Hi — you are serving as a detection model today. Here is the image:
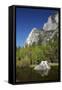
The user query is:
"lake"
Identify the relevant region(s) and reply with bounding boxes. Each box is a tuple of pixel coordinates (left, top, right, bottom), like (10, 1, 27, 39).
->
(16, 65, 59, 82)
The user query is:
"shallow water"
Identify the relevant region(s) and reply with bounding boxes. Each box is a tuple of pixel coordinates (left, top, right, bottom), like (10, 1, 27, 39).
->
(16, 66, 59, 82)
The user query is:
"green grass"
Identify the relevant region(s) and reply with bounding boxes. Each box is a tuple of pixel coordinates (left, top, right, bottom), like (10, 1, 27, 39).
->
(16, 43, 58, 67)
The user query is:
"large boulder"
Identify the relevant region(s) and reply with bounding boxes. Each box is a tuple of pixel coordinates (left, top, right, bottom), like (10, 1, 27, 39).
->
(34, 61, 51, 76)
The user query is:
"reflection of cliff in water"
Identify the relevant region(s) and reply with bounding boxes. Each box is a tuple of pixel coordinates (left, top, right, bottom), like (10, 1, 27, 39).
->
(35, 68, 50, 77)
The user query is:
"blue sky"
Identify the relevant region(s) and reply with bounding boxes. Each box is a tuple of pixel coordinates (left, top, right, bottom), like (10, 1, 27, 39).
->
(16, 7, 57, 47)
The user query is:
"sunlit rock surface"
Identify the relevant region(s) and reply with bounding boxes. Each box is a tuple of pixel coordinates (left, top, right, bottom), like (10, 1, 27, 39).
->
(34, 61, 51, 76)
(24, 28, 43, 47)
(43, 13, 58, 31)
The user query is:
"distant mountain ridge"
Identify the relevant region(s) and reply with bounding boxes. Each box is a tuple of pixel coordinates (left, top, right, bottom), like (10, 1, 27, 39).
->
(24, 13, 59, 47)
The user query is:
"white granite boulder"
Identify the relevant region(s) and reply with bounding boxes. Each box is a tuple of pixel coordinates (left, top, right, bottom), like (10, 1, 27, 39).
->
(34, 61, 51, 76)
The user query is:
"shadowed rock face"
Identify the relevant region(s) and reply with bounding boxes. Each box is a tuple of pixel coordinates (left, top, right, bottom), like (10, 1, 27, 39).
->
(34, 61, 51, 76)
(24, 13, 59, 47)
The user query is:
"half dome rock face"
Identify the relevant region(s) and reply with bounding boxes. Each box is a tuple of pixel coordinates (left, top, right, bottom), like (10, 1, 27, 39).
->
(24, 13, 59, 47)
(24, 28, 42, 47)
(43, 13, 58, 31)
